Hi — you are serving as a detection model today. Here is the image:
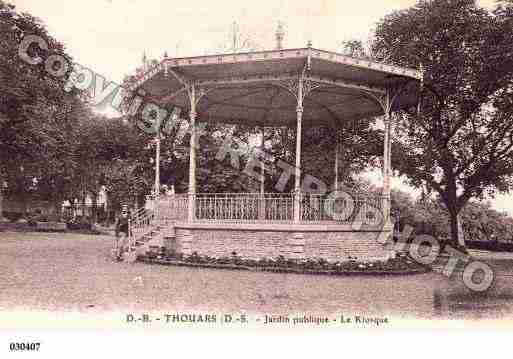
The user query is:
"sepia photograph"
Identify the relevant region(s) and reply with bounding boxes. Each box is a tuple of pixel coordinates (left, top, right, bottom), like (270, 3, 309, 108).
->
(1, 0, 513, 356)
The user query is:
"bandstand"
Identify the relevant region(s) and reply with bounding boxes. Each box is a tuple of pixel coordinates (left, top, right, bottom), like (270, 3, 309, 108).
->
(128, 43, 422, 262)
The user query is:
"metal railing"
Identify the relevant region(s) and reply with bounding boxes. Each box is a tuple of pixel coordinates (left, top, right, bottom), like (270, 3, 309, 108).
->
(127, 206, 155, 250)
(130, 207, 154, 234)
(153, 192, 387, 224)
(195, 193, 293, 222)
(156, 194, 189, 221)
(300, 193, 385, 223)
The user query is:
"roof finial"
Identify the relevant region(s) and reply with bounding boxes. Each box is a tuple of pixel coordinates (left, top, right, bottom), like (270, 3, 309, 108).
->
(232, 21, 238, 52)
(142, 51, 148, 71)
(307, 40, 312, 48)
(275, 21, 285, 50)
(163, 51, 169, 76)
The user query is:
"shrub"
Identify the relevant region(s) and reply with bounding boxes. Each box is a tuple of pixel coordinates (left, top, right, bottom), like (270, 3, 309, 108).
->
(66, 216, 92, 230)
(4, 211, 23, 222)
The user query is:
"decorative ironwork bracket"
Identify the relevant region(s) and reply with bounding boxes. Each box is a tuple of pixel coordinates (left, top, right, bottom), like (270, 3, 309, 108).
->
(276, 77, 324, 103)
(361, 82, 410, 116)
(187, 84, 217, 110)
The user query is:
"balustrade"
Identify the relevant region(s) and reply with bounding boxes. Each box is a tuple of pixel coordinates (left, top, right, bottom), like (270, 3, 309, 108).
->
(153, 192, 388, 224)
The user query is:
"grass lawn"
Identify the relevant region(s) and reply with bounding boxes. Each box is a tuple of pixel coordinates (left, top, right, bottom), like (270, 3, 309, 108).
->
(1, 231, 512, 319)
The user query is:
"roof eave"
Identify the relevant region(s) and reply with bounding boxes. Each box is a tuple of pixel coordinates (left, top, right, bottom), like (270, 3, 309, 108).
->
(128, 47, 422, 92)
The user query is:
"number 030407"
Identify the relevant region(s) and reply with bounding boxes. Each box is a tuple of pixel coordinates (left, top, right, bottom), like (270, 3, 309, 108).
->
(9, 342, 40, 351)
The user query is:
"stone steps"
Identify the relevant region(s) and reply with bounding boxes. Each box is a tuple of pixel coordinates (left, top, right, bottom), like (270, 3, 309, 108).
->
(133, 219, 177, 256)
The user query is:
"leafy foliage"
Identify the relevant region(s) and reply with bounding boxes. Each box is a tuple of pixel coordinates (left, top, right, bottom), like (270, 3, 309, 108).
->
(391, 189, 513, 243)
(372, 0, 513, 245)
(0, 1, 79, 214)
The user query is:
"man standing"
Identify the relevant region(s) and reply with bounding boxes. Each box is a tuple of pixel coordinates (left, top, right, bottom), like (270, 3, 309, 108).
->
(114, 205, 130, 261)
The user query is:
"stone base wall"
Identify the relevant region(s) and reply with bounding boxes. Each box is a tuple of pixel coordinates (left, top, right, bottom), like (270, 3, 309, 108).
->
(171, 223, 392, 262)
(302, 232, 390, 262)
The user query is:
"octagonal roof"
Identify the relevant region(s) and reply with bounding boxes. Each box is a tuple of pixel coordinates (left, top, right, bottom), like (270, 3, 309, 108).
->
(130, 47, 422, 128)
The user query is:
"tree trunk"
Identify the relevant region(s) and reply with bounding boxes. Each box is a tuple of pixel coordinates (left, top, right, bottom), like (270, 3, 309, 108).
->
(443, 172, 467, 250)
(0, 167, 8, 222)
(448, 209, 466, 250)
(53, 199, 62, 221)
(71, 198, 77, 220)
(17, 191, 28, 223)
(0, 187, 8, 222)
(81, 187, 86, 219)
(91, 191, 98, 224)
(448, 209, 459, 246)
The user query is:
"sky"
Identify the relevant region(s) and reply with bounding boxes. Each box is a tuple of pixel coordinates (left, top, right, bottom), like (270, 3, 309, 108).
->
(10, 0, 512, 215)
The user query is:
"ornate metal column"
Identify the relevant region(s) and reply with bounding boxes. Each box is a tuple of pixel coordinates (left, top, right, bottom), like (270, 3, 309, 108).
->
(334, 132, 340, 191)
(382, 91, 392, 223)
(277, 72, 323, 223)
(155, 133, 161, 196)
(362, 86, 404, 224)
(259, 126, 266, 220)
(260, 127, 265, 196)
(188, 84, 197, 222)
(185, 83, 212, 222)
(294, 75, 304, 223)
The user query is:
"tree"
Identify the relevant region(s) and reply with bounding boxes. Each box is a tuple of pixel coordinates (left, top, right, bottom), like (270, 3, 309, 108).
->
(460, 201, 513, 242)
(301, 122, 383, 191)
(64, 113, 145, 220)
(0, 1, 77, 219)
(341, 40, 367, 58)
(372, 0, 513, 248)
(103, 159, 150, 214)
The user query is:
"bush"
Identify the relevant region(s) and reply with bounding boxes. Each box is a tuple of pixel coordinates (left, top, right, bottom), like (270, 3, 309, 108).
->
(150, 250, 428, 274)
(47, 212, 62, 222)
(466, 240, 513, 252)
(26, 210, 64, 225)
(66, 216, 92, 230)
(4, 211, 23, 222)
